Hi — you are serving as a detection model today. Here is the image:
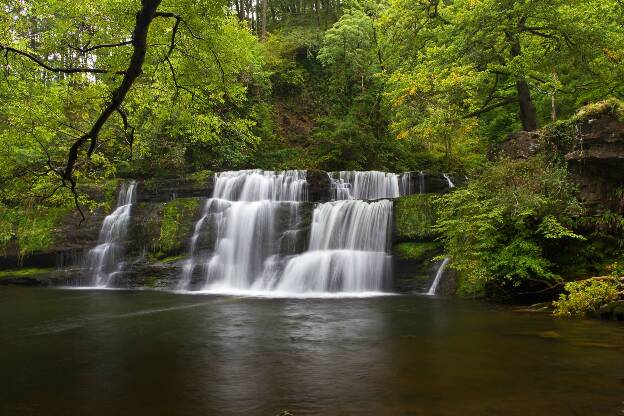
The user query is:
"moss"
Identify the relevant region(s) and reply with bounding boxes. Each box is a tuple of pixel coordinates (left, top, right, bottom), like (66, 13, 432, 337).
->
(156, 198, 200, 258)
(394, 242, 439, 260)
(144, 275, 160, 288)
(186, 170, 214, 182)
(159, 254, 188, 264)
(0, 207, 73, 257)
(0, 267, 54, 279)
(574, 98, 624, 122)
(394, 194, 437, 241)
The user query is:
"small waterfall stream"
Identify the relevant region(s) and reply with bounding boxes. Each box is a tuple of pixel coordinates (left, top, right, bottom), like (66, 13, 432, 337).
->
(329, 171, 402, 200)
(443, 173, 455, 188)
(427, 258, 450, 295)
(86, 181, 137, 287)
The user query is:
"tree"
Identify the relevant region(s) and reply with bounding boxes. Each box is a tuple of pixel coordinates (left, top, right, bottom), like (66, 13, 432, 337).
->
(380, 0, 624, 155)
(0, 0, 267, 217)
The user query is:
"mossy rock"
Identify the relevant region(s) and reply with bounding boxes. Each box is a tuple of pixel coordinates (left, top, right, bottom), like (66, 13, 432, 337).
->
(0, 267, 54, 280)
(156, 198, 201, 258)
(394, 194, 437, 241)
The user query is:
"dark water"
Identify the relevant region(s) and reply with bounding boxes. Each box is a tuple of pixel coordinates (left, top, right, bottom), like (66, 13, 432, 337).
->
(1, 287, 623, 416)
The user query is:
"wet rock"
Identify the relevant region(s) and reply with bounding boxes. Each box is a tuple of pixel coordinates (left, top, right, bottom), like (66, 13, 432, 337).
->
(306, 170, 332, 201)
(597, 300, 624, 321)
(137, 173, 214, 203)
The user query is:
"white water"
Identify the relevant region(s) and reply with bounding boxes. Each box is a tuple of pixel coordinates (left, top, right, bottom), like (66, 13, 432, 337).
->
(270, 199, 393, 292)
(329, 171, 401, 200)
(427, 257, 450, 295)
(418, 171, 426, 194)
(179, 171, 307, 291)
(87, 181, 137, 287)
(181, 170, 394, 294)
(443, 174, 455, 189)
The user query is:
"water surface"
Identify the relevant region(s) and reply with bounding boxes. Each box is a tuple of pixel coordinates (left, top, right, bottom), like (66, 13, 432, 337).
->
(1, 287, 623, 415)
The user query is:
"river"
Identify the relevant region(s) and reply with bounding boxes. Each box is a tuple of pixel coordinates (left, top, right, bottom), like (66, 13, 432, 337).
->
(1, 287, 623, 415)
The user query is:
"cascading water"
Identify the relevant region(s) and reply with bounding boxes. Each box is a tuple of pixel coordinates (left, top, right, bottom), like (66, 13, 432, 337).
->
(86, 181, 137, 287)
(271, 199, 393, 293)
(180, 170, 308, 292)
(329, 171, 401, 200)
(181, 170, 394, 295)
(443, 173, 455, 189)
(427, 257, 450, 295)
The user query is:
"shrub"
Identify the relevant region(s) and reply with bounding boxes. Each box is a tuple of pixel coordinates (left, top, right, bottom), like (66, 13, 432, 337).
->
(435, 156, 584, 294)
(553, 279, 621, 317)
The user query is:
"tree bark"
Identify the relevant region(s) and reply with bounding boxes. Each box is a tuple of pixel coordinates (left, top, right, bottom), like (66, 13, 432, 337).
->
(510, 37, 538, 131)
(261, 0, 268, 41)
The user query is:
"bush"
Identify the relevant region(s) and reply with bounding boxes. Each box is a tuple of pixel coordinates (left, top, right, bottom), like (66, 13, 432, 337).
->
(553, 279, 622, 317)
(435, 156, 584, 295)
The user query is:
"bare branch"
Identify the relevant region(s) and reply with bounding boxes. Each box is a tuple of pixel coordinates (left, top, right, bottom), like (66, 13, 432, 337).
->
(68, 40, 133, 54)
(0, 44, 123, 74)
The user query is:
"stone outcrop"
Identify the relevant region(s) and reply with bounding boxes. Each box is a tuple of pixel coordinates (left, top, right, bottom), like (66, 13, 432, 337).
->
(489, 131, 542, 161)
(565, 105, 624, 213)
(492, 100, 624, 214)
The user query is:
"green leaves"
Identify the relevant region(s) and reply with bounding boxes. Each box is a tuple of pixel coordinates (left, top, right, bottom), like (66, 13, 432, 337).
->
(435, 157, 583, 293)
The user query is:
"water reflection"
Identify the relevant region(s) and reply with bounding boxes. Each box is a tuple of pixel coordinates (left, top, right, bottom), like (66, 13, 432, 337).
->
(0, 288, 623, 416)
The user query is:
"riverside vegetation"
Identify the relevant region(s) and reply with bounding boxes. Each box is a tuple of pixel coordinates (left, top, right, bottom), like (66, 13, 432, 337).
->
(1, 0, 624, 317)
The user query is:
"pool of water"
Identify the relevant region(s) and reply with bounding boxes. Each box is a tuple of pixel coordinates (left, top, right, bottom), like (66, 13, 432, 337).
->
(1, 287, 623, 415)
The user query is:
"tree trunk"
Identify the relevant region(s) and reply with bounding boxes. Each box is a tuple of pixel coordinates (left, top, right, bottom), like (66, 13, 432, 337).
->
(516, 79, 538, 131)
(261, 0, 268, 41)
(510, 38, 538, 131)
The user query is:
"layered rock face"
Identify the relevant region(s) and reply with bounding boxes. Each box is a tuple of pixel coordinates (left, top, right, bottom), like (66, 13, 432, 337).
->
(565, 109, 624, 213)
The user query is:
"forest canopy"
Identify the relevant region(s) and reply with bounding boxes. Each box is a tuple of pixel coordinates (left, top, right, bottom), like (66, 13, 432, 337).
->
(0, 0, 623, 213)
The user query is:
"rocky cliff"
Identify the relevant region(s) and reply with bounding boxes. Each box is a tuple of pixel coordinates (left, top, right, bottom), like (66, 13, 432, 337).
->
(492, 99, 624, 215)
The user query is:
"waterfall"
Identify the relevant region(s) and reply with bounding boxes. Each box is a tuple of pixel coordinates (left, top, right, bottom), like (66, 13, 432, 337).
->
(86, 181, 137, 287)
(427, 258, 450, 296)
(399, 173, 412, 196)
(418, 171, 426, 194)
(180, 170, 393, 295)
(272, 200, 393, 293)
(443, 173, 455, 189)
(179, 170, 308, 291)
(329, 171, 400, 200)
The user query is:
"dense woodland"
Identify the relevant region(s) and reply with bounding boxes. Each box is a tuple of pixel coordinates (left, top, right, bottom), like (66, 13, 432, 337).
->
(1, 0, 624, 311)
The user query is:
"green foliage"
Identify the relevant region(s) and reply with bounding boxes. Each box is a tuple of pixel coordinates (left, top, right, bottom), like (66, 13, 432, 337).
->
(553, 279, 622, 317)
(435, 157, 583, 293)
(379, 0, 624, 165)
(393, 242, 439, 261)
(394, 194, 437, 241)
(0, 206, 71, 257)
(156, 198, 199, 258)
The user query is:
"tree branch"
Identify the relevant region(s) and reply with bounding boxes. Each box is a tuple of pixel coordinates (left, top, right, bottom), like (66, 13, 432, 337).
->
(464, 97, 516, 119)
(68, 40, 133, 54)
(0, 44, 123, 74)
